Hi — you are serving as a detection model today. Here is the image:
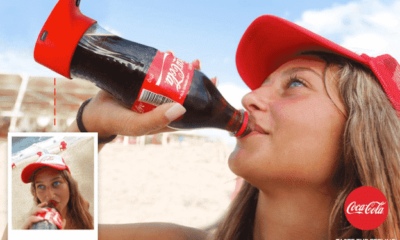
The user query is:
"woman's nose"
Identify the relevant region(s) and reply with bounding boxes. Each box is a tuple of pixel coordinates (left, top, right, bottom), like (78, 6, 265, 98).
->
(242, 86, 273, 113)
(45, 188, 56, 201)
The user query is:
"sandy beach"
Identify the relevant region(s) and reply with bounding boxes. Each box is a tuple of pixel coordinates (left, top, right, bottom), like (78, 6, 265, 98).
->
(1, 137, 236, 234)
(97, 140, 236, 228)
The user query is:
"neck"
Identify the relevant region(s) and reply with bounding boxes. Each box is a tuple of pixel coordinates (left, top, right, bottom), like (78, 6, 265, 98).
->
(60, 207, 68, 219)
(253, 186, 334, 240)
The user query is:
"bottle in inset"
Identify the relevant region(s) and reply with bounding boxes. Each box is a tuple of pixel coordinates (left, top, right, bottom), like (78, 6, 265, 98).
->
(30, 201, 63, 230)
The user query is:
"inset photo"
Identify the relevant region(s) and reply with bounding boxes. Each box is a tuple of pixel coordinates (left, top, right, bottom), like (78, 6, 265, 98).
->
(7, 133, 98, 240)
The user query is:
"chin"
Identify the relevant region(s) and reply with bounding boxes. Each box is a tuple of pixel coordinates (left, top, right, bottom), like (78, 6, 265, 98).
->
(228, 144, 256, 179)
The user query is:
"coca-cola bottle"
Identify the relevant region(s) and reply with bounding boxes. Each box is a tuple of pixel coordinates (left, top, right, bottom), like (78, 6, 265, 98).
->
(34, 0, 254, 137)
(30, 201, 63, 230)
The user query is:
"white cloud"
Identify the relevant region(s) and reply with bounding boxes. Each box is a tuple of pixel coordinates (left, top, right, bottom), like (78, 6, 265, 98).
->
(0, 48, 57, 77)
(295, 0, 400, 59)
(296, 2, 360, 35)
(102, 26, 123, 37)
(223, 57, 231, 64)
(218, 83, 250, 110)
(341, 33, 387, 54)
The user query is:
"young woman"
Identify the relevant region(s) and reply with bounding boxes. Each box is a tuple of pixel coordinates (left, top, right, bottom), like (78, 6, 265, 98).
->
(66, 15, 399, 239)
(21, 153, 94, 229)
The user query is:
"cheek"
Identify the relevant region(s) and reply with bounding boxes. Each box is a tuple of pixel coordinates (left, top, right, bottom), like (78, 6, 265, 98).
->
(62, 185, 70, 202)
(272, 99, 345, 181)
(36, 191, 45, 202)
(275, 97, 344, 144)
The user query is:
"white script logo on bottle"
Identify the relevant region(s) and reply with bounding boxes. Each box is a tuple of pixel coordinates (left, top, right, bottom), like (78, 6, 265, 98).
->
(346, 201, 386, 214)
(165, 58, 185, 92)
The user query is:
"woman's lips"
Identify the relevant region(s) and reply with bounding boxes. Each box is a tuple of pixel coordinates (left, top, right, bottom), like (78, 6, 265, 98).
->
(48, 200, 59, 207)
(239, 124, 268, 140)
(254, 124, 268, 135)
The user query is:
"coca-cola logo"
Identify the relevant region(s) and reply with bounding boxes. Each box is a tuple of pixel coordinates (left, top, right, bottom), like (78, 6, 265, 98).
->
(165, 58, 185, 92)
(346, 201, 386, 214)
(39, 156, 54, 163)
(135, 102, 145, 113)
(344, 186, 388, 230)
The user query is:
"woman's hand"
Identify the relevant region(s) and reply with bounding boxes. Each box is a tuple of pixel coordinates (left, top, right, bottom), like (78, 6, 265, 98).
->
(21, 202, 48, 229)
(79, 58, 217, 139)
(81, 91, 187, 139)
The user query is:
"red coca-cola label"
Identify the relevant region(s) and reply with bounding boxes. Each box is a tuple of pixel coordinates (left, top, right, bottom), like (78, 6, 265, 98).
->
(132, 51, 194, 113)
(344, 186, 388, 230)
(36, 207, 63, 229)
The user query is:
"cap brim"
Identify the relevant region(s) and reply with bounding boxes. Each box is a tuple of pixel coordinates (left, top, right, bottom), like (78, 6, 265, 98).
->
(236, 15, 369, 90)
(21, 163, 69, 184)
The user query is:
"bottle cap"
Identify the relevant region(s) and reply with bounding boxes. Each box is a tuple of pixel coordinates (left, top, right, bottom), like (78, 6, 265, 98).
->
(232, 110, 254, 138)
(34, 0, 96, 78)
(234, 110, 249, 137)
(48, 200, 58, 208)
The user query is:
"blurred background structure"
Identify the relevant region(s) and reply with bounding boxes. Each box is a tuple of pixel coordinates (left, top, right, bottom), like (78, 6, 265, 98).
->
(0, 73, 224, 146)
(0, 74, 98, 135)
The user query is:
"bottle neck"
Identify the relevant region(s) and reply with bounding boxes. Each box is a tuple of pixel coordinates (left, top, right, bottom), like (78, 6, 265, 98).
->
(227, 110, 254, 138)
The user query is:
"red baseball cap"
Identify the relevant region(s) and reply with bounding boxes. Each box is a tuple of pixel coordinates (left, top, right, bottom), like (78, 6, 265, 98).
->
(236, 15, 400, 114)
(21, 154, 70, 183)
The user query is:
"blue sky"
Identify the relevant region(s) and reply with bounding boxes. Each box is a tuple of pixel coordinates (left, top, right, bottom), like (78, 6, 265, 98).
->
(1, 0, 400, 144)
(0, 0, 379, 83)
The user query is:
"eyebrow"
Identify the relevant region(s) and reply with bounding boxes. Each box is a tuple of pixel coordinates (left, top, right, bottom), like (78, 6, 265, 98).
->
(264, 67, 323, 84)
(282, 67, 323, 78)
(35, 176, 62, 184)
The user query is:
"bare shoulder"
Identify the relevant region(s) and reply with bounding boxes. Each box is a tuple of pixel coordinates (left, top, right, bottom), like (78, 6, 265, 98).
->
(99, 222, 209, 240)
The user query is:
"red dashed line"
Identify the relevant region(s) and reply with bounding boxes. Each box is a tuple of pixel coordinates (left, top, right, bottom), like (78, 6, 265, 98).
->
(54, 78, 56, 126)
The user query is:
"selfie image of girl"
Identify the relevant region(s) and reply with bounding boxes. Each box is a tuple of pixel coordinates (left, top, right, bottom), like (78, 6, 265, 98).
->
(10, 136, 95, 231)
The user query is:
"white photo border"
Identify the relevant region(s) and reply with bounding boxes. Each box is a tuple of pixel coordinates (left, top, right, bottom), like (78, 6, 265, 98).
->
(7, 132, 98, 240)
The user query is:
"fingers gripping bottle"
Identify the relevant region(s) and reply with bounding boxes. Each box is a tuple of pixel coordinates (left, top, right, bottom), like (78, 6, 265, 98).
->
(34, 0, 254, 137)
(30, 201, 63, 230)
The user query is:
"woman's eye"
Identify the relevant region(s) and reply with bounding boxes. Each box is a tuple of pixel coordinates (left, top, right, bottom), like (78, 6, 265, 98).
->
(53, 181, 61, 187)
(37, 185, 44, 190)
(287, 75, 306, 88)
(289, 79, 305, 88)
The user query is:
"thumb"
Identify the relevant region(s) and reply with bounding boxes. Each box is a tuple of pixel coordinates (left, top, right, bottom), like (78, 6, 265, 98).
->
(163, 103, 187, 122)
(122, 103, 186, 136)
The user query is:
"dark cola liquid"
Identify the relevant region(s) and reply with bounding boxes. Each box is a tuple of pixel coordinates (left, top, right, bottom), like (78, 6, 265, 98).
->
(70, 35, 246, 134)
(70, 35, 157, 107)
(169, 70, 238, 131)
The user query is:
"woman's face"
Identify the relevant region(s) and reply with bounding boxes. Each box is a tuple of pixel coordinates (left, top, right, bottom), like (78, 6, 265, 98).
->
(229, 55, 347, 191)
(34, 168, 70, 214)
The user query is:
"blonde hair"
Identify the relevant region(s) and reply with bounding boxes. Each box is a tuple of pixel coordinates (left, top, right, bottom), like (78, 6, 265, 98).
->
(208, 52, 400, 239)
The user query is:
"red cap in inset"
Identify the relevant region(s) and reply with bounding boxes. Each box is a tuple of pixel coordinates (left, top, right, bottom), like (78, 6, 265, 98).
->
(21, 154, 70, 183)
(34, 0, 96, 78)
